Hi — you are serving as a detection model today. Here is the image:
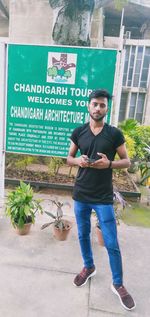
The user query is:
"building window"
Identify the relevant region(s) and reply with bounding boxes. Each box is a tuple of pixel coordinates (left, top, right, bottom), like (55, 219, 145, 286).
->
(135, 93, 145, 123)
(129, 92, 145, 123)
(140, 47, 150, 88)
(123, 46, 130, 86)
(123, 45, 150, 88)
(127, 46, 136, 87)
(119, 44, 150, 125)
(119, 93, 128, 122)
(129, 93, 137, 118)
(133, 46, 143, 87)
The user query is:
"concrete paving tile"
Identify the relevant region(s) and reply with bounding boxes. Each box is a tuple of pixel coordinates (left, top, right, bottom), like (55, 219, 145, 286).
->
(90, 224, 150, 317)
(0, 265, 88, 317)
(89, 308, 124, 317)
(0, 216, 83, 274)
(1, 191, 150, 317)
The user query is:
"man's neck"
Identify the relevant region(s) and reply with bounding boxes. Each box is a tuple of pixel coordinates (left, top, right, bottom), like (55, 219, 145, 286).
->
(89, 118, 105, 129)
(89, 119, 105, 136)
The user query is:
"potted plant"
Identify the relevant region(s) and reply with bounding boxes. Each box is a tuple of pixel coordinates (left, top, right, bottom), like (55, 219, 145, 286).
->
(95, 190, 126, 247)
(5, 181, 43, 235)
(41, 199, 72, 241)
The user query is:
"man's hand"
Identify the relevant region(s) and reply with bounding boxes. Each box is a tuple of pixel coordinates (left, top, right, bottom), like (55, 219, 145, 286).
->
(77, 155, 91, 168)
(90, 152, 110, 169)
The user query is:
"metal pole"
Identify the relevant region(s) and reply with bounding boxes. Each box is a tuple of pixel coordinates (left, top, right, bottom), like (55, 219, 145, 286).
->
(111, 8, 125, 126)
(0, 42, 6, 206)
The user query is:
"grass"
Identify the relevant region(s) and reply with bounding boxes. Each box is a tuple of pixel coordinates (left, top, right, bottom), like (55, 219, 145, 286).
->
(122, 202, 150, 228)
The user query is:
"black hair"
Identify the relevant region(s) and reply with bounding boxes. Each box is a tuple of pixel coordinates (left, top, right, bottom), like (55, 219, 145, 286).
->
(89, 89, 112, 103)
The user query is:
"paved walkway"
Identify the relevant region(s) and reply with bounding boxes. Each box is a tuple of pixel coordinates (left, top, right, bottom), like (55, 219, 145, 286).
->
(0, 189, 150, 317)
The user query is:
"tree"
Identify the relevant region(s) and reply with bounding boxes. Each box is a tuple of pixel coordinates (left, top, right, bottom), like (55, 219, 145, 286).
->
(49, 0, 95, 46)
(64, 70, 71, 79)
(49, 0, 128, 46)
(47, 66, 58, 79)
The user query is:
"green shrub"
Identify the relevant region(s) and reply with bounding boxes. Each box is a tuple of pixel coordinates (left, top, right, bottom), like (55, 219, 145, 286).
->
(124, 134, 136, 159)
(5, 181, 43, 228)
(119, 119, 150, 160)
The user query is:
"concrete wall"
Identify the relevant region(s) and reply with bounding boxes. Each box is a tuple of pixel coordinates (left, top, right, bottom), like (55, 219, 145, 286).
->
(90, 7, 103, 48)
(103, 36, 119, 49)
(9, 0, 53, 44)
(0, 16, 8, 37)
(9, 0, 101, 47)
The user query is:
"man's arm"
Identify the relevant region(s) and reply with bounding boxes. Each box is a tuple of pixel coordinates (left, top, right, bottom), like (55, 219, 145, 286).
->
(67, 141, 90, 168)
(111, 143, 131, 169)
(90, 143, 131, 170)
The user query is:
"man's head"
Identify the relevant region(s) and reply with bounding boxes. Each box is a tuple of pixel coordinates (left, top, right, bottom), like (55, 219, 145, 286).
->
(88, 89, 112, 122)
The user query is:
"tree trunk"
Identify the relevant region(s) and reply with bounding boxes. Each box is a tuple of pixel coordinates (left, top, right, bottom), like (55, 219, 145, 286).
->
(49, 0, 95, 46)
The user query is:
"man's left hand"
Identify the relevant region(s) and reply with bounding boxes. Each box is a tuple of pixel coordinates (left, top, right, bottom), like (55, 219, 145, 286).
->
(90, 152, 110, 169)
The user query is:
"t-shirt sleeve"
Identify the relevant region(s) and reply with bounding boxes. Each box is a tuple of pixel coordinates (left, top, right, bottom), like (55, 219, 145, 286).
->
(70, 127, 80, 146)
(113, 128, 125, 149)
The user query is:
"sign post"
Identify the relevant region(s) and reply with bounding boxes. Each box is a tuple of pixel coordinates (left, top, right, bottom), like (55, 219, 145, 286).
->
(0, 42, 6, 203)
(6, 44, 117, 158)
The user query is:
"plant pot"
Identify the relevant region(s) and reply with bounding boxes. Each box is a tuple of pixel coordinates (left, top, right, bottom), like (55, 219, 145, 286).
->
(53, 220, 72, 241)
(95, 226, 104, 246)
(15, 223, 32, 235)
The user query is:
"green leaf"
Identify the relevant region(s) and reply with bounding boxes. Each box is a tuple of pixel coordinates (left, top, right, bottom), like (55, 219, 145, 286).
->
(45, 211, 56, 219)
(41, 222, 54, 230)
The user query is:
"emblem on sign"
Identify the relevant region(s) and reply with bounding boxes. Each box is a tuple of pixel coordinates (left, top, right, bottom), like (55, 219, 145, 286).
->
(47, 52, 77, 84)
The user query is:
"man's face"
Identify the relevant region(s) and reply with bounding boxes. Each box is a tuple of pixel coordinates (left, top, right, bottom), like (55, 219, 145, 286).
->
(88, 97, 108, 122)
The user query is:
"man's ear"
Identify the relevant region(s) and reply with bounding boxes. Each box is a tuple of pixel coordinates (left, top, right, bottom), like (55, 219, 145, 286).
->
(106, 106, 109, 113)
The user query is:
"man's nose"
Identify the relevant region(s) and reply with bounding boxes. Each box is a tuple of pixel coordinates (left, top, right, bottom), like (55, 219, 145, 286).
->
(95, 104, 101, 110)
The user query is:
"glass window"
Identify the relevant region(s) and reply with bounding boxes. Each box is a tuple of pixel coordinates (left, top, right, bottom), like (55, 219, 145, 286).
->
(137, 46, 143, 59)
(129, 93, 137, 118)
(131, 46, 136, 54)
(127, 46, 135, 86)
(119, 93, 128, 122)
(143, 55, 149, 68)
(128, 68, 133, 80)
(140, 81, 147, 88)
(125, 46, 130, 59)
(140, 46, 150, 88)
(145, 47, 150, 56)
(140, 68, 149, 88)
(133, 74, 140, 87)
(124, 60, 128, 73)
(123, 74, 127, 86)
(127, 79, 132, 86)
(133, 47, 143, 87)
(141, 68, 149, 81)
(123, 47, 130, 86)
(135, 113, 143, 122)
(135, 94, 145, 123)
(135, 60, 142, 73)
(130, 54, 135, 67)
(123, 45, 150, 89)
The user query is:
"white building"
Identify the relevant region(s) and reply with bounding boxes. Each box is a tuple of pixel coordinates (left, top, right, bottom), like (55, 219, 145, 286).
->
(0, 0, 150, 125)
(91, 0, 150, 125)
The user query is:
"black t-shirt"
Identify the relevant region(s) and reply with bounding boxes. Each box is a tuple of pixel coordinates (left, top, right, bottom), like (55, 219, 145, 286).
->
(70, 123, 125, 204)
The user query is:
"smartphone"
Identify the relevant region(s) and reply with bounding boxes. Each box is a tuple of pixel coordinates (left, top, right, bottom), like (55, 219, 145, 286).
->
(86, 158, 96, 163)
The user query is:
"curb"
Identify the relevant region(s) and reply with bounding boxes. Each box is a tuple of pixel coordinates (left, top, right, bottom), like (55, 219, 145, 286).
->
(5, 177, 141, 200)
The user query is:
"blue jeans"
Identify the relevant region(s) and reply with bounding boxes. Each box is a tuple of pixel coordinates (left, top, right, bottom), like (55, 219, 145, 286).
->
(74, 200, 123, 286)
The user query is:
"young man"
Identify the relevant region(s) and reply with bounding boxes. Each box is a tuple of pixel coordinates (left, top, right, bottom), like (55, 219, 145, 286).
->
(67, 89, 136, 311)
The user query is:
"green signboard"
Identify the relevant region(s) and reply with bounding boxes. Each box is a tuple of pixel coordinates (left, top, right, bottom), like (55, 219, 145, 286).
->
(6, 44, 117, 157)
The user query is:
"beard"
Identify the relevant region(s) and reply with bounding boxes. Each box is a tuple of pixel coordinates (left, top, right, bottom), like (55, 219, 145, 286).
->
(90, 113, 106, 122)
